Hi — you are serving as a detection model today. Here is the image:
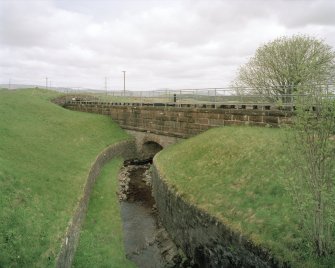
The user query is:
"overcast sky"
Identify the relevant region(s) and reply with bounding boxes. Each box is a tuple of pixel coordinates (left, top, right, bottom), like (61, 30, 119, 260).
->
(1, 0, 335, 90)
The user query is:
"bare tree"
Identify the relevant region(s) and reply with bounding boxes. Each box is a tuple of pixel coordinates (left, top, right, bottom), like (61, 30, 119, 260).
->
(234, 35, 335, 102)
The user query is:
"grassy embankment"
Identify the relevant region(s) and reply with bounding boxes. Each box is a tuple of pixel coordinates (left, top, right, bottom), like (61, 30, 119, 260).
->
(0, 89, 132, 267)
(155, 126, 335, 267)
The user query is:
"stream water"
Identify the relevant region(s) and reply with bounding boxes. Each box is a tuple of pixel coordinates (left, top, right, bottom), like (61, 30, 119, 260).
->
(118, 162, 193, 268)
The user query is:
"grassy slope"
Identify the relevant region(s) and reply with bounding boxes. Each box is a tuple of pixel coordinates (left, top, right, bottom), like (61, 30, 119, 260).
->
(155, 126, 334, 267)
(0, 89, 129, 267)
(73, 159, 135, 268)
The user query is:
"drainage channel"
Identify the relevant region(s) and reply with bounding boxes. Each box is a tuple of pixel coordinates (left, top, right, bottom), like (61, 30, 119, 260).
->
(118, 159, 194, 268)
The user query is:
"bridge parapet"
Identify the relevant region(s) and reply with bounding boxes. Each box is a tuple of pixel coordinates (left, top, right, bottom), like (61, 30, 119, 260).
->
(63, 101, 292, 138)
(64, 99, 295, 111)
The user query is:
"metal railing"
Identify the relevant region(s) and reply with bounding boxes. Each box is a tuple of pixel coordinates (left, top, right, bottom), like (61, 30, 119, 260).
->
(60, 85, 334, 110)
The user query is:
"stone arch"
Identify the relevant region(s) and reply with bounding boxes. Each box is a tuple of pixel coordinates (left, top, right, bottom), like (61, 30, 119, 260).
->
(125, 130, 181, 159)
(141, 141, 163, 159)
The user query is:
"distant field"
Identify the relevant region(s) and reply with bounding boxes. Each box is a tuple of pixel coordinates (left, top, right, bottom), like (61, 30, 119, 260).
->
(155, 126, 335, 267)
(0, 89, 129, 267)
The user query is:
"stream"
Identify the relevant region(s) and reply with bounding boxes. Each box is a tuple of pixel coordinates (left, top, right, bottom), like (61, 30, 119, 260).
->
(118, 161, 193, 268)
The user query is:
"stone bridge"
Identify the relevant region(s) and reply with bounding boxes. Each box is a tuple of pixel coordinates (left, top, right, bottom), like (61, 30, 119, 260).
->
(59, 100, 294, 266)
(63, 101, 292, 139)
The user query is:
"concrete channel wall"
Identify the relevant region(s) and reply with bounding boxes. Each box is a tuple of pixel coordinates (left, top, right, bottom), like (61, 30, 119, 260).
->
(63, 101, 292, 138)
(56, 140, 137, 268)
(151, 162, 288, 268)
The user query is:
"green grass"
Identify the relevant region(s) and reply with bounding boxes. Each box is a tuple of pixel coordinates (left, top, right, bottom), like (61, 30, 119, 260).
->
(155, 126, 335, 267)
(73, 159, 135, 268)
(0, 89, 129, 267)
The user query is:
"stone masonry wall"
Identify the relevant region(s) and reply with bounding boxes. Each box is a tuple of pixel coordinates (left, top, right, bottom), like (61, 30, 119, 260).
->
(56, 139, 137, 268)
(63, 102, 292, 138)
(151, 162, 289, 268)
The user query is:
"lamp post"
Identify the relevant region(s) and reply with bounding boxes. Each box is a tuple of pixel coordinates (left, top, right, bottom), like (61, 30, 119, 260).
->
(122, 71, 126, 96)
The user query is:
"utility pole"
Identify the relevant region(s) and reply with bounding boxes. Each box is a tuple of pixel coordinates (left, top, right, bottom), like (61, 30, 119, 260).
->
(45, 77, 48, 89)
(105, 76, 107, 95)
(122, 71, 126, 96)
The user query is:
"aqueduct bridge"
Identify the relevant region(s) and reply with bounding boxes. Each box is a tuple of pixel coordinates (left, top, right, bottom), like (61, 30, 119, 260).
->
(59, 99, 294, 267)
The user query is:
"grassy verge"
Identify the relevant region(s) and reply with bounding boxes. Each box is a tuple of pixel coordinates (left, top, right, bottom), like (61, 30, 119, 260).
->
(0, 89, 129, 267)
(73, 159, 135, 268)
(155, 126, 335, 267)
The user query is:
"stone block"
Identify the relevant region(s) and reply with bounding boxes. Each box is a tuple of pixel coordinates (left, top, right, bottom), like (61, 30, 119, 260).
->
(164, 121, 176, 128)
(232, 114, 248, 122)
(209, 119, 225, 126)
(263, 116, 279, 124)
(196, 118, 209, 125)
(248, 115, 263, 123)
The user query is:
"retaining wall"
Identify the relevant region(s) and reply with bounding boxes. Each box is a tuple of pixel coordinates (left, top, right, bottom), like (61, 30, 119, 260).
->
(56, 139, 137, 268)
(151, 162, 288, 268)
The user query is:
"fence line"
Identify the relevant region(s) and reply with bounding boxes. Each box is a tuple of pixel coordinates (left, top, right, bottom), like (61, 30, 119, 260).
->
(3, 83, 335, 107)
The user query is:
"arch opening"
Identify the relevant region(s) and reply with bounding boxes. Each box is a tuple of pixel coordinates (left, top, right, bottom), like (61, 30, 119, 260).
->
(141, 141, 163, 159)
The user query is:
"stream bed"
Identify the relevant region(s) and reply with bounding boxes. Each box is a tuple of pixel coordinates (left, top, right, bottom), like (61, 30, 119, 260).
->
(118, 162, 193, 268)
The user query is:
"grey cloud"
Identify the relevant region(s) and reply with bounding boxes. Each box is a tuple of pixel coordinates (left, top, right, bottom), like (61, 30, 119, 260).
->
(0, 0, 92, 48)
(1, 0, 335, 90)
(273, 0, 335, 28)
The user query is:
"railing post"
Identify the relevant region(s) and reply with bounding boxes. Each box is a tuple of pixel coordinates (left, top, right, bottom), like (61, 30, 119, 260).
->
(214, 88, 217, 108)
